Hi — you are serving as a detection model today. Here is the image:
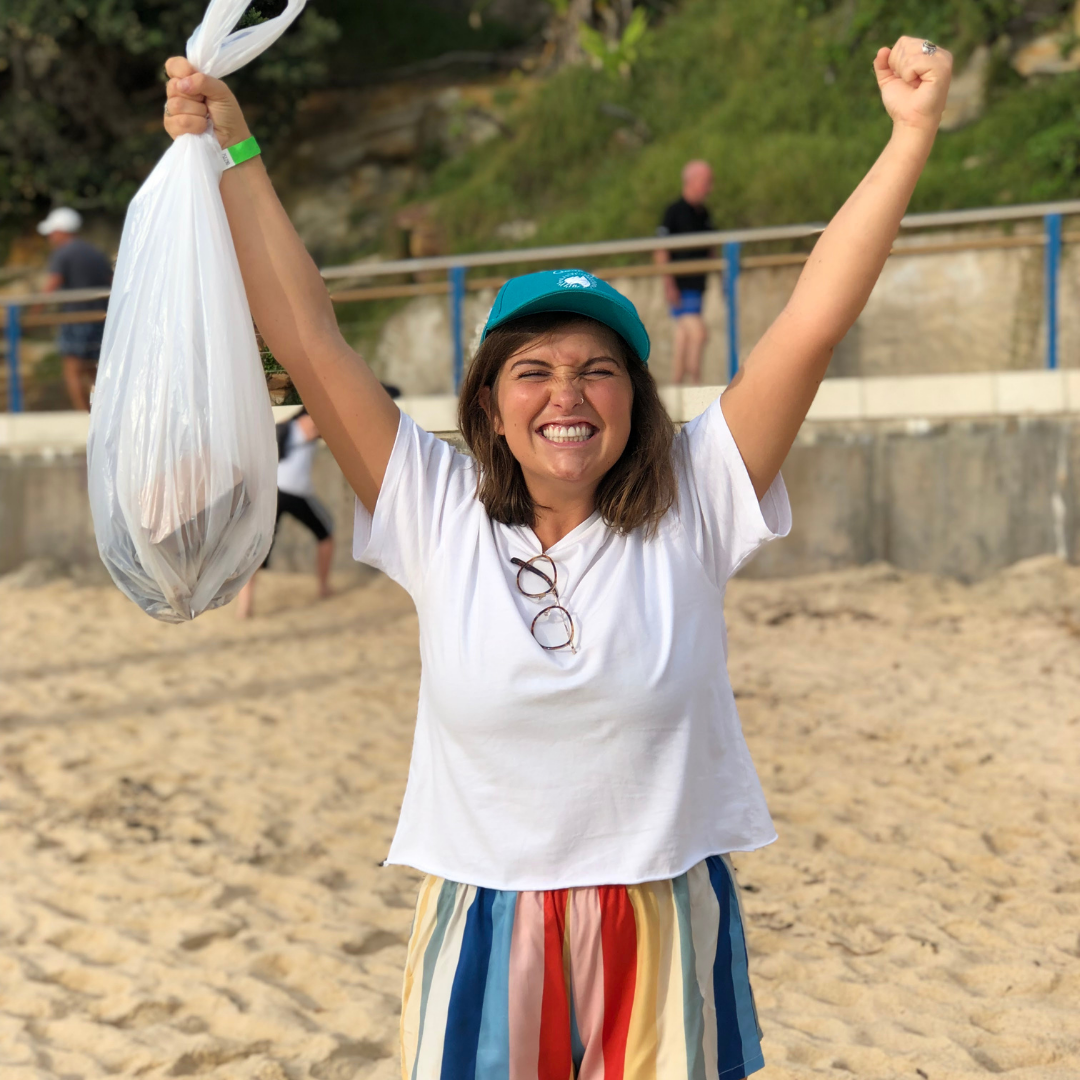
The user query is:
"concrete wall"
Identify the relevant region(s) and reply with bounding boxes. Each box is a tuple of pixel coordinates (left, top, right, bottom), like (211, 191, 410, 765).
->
(0, 407, 362, 582)
(0, 449, 97, 577)
(747, 417, 1075, 582)
(6, 375, 1080, 584)
(0, 444, 367, 583)
(374, 227, 1080, 394)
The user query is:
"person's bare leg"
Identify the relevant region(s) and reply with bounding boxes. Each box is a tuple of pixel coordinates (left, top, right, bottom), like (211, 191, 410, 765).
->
(684, 316, 707, 386)
(316, 537, 334, 598)
(237, 573, 257, 619)
(672, 319, 689, 385)
(62, 356, 91, 411)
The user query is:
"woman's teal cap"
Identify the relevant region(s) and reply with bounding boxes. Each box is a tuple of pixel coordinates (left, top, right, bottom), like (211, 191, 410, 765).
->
(481, 269, 650, 363)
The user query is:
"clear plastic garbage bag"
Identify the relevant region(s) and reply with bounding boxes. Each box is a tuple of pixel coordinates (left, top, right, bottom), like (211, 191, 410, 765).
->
(87, 0, 307, 622)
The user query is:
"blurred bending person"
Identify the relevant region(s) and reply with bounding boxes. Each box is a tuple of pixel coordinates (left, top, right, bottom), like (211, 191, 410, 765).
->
(655, 160, 715, 385)
(237, 407, 334, 619)
(38, 208, 112, 411)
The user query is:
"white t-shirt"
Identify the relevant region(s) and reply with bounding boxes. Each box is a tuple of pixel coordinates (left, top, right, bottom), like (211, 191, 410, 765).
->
(353, 396, 791, 891)
(277, 422, 317, 497)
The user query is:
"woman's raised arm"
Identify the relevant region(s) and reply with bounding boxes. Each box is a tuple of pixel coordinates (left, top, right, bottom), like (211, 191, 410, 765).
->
(720, 37, 953, 499)
(163, 57, 400, 513)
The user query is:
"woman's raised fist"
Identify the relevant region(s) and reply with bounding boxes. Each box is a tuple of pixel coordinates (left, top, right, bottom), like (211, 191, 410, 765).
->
(874, 36, 953, 133)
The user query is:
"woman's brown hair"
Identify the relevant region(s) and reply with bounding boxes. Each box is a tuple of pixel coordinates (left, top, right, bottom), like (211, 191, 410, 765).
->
(458, 312, 677, 535)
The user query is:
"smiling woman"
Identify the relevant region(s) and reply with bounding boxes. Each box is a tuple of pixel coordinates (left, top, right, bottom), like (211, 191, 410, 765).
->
(161, 31, 953, 1079)
(354, 270, 792, 1076)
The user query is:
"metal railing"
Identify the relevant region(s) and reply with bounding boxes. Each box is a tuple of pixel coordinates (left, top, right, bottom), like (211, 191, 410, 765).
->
(6, 198, 1080, 411)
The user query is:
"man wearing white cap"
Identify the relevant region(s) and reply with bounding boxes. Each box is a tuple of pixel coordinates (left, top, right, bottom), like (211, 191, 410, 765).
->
(38, 208, 112, 411)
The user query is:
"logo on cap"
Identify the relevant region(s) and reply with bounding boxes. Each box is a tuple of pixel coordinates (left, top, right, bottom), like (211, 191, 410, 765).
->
(557, 273, 596, 289)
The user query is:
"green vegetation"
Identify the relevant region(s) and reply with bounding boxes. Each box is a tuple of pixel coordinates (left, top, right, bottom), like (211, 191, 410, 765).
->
(7, 0, 1080, 258)
(0, 0, 528, 232)
(260, 344, 300, 406)
(578, 6, 651, 78)
(0, 0, 339, 224)
(426, 0, 1080, 250)
(317, 0, 531, 77)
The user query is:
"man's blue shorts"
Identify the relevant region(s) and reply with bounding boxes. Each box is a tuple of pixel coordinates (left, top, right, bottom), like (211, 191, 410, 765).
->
(58, 320, 104, 362)
(669, 289, 704, 318)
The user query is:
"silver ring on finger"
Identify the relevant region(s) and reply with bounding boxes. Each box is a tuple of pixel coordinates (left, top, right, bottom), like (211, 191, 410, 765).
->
(921, 40, 938, 55)
(164, 101, 171, 117)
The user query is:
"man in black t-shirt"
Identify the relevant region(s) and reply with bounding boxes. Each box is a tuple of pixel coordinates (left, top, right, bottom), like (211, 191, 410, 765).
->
(38, 207, 112, 411)
(654, 161, 714, 385)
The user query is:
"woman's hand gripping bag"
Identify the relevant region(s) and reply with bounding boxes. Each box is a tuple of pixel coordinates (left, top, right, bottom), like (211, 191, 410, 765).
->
(87, 0, 306, 622)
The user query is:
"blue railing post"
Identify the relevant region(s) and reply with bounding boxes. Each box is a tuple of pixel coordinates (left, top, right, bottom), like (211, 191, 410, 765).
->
(450, 265, 467, 392)
(723, 241, 742, 382)
(6, 305, 23, 413)
(1045, 213, 1062, 370)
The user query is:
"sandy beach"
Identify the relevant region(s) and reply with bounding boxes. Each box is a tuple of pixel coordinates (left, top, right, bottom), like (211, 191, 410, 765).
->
(1, 557, 1078, 1079)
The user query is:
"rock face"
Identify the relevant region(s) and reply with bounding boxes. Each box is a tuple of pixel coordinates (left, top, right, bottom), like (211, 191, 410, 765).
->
(940, 44, 991, 131)
(1013, 35, 1080, 76)
(375, 288, 499, 395)
(277, 79, 517, 265)
(1012, 1, 1080, 76)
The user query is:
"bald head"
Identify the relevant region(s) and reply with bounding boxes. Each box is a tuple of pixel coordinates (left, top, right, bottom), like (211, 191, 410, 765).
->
(681, 160, 713, 207)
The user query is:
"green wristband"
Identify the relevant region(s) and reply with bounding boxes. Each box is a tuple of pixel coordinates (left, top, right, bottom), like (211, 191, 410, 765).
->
(219, 135, 261, 170)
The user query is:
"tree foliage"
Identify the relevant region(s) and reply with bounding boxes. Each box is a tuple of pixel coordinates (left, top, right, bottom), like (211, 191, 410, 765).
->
(578, 6, 650, 77)
(0, 0, 338, 220)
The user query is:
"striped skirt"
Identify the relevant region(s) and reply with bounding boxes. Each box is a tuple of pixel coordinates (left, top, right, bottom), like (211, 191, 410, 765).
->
(401, 855, 764, 1080)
